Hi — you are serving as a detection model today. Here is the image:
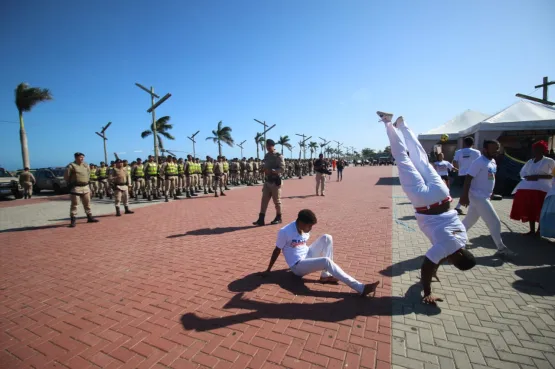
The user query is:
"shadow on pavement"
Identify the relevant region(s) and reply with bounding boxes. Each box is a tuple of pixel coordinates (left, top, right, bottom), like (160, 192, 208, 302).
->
(48, 214, 114, 222)
(375, 177, 401, 186)
(282, 194, 318, 199)
(181, 270, 440, 332)
(397, 215, 416, 221)
(167, 225, 255, 238)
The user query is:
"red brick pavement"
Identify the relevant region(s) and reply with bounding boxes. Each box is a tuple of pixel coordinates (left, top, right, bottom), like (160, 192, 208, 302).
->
(0, 166, 393, 369)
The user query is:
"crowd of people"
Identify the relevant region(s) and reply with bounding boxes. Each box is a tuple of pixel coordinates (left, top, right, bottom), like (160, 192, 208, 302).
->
(25, 139, 351, 228)
(431, 137, 555, 239)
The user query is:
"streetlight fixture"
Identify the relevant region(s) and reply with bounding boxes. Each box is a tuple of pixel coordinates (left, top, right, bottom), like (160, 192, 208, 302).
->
(319, 137, 331, 156)
(237, 140, 247, 158)
(188, 130, 200, 158)
(95, 121, 111, 164)
(135, 82, 171, 164)
(334, 140, 343, 159)
(296, 133, 312, 160)
(254, 119, 276, 153)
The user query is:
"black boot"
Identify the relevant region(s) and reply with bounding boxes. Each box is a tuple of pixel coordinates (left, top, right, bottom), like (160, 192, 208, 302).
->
(165, 196, 169, 202)
(124, 206, 134, 214)
(270, 214, 282, 225)
(204, 189, 208, 195)
(87, 214, 99, 223)
(69, 216, 76, 228)
(214, 192, 219, 198)
(116, 206, 121, 216)
(208, 189, 214, 194)
(225, 186, 230, 190)
(220, 191, 226, 196)
(174, 194, 178, 200)
(148, 194, 152, 201)
(186, 190, 192, 198)
(252, 213, 265, 226)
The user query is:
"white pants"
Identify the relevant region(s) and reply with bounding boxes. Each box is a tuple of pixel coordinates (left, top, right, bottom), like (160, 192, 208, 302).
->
(386, 121, 450, 208)
(290, 235, 364, 294)
(462, 194, 507, 251)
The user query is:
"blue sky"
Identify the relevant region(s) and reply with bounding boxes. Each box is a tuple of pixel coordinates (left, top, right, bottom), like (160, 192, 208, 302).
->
(1, 0, 554, 169)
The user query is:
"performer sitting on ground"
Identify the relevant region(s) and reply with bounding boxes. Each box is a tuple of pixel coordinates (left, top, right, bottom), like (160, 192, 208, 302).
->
(378, 111, 476, 305)
(261, 209, 379, 297)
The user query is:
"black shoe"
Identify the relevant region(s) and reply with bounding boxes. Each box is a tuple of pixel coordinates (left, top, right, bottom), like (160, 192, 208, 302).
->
(225, 187, 230, 191)
(253, 214, 265, 226)
(270, 214, 282, 225)
(455, 208, 464, 215)
(148, 195, 152, 201)
(165, 196, 169, 202)
(87, 214, 99, 223)
(69, 216, 76, 228)
(174, 195, 178, 200)
(204, 190, 208, 195)
(116, 207, 121, 216)
(124, 206, 134, 214)
(220, 191, 226, 196)
(186, 191, 192, 198)
(215, 193, 219, 198)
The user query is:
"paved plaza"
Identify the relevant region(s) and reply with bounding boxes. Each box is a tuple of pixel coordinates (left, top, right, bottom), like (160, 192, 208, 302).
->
(1, 166, 554, 369)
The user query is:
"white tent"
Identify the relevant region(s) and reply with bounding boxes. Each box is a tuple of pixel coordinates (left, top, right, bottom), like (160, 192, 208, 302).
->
(418, 110, 490, 153)
(457, 100, 555, 149)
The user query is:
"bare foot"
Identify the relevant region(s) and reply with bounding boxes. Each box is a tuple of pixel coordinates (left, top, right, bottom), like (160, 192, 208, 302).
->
(360, 281, 380, 297)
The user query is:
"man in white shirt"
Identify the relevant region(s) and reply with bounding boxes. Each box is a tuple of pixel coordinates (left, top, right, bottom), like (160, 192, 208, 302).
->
(262, 209, 379, 297)
(460, 140, 514, 258)
(453, 137, 481, 214)
(378, 111, 476, 305)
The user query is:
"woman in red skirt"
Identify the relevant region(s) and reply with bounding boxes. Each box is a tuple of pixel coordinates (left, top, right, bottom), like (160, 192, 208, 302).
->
(510, 140, 555, 236)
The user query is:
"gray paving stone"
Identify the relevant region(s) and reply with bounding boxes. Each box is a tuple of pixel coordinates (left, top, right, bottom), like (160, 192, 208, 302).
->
(392, 354, 424, 369)
(389, 172, 555, 369)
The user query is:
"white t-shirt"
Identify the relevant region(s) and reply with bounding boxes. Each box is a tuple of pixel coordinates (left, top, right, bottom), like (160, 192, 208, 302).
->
(276, 221, 310, 268)
(467, 155, 496, 199)
(513, 156, 555, 194)
(415, 210, 468, 264)
(454, 148, 481, 176)
(434, 161, 454, 177)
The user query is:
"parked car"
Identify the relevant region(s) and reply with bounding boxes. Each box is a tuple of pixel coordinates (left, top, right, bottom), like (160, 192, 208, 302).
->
(354, 160, 362, 166)
(0, 168, 24, 199)
(33, 167, 70, 194)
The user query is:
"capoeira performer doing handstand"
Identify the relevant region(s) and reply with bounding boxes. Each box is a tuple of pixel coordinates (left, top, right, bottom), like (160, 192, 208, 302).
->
(378, 111, 476, 304)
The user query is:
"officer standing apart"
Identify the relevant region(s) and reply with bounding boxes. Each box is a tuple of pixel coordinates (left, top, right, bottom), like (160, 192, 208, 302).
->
(314, 153, 327, 196)
(18, 167, 36, 199)
(64, 152, 99, 227)
(111, 159, 134, 216)
(253, 139, 285, 226)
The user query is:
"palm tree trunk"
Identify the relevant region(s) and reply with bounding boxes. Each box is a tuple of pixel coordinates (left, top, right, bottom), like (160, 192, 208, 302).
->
(218, 140, 222, 157)
(281, 146, 284, 155)
(256, 143, 259, 160)
(19, 111, 30, 169)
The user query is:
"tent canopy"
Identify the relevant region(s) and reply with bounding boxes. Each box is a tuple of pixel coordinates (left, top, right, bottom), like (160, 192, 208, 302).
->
(459, 100, 555, 135)
(418, 110, 491, 141)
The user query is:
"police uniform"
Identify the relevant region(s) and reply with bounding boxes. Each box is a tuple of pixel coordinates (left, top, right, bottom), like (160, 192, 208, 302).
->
(64, 153, 99, 227)
(88, 165, 98, 197)
(97, 163, 111, 199)
(177, 159, 185, 195)
(203, 157, 214, 194)
(161, 158, 178, 201)
(246, 159, 254, 186)
(133, 160, 146, 199)
(253, 140, 285, 226)
(213, 159, 226, 197)
(222, 157, 230, 190)
(110, 160, 134, 216)
(18, 170, 36, 199)
(144, 159, 159, 200)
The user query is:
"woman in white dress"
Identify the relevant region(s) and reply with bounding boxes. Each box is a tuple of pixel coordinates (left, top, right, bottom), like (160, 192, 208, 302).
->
(510, 141, 555, 236)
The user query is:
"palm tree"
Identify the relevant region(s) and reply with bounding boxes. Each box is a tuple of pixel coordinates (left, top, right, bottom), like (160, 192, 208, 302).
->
(141, 116, 175, 153)
(255, 132, 264, 159)
(206, 120, 234, 156)
(258, 135, 266, 156)
(277, 135, 292, 155)
(15, 83, 53, 168)
(308, 142, 318, 159)
(325, 147, 333, 158)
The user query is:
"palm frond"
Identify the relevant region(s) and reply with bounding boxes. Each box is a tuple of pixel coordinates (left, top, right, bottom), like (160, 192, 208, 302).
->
(141, 130, 153, 138)
(156, 116, 171, 126)
(159, 131, 175, 140)
(15, 82, 53, 113)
